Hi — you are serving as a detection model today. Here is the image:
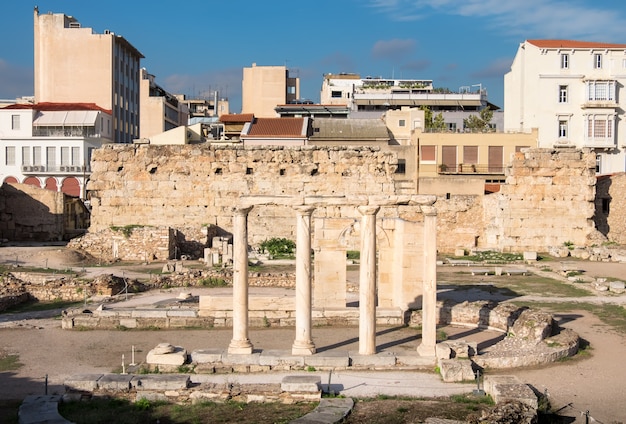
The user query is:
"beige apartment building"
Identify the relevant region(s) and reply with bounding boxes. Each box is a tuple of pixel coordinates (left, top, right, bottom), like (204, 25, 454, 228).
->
(139, 69, 188, 139)
(242, 64, 299, 117)
(33, 8, 144, 143)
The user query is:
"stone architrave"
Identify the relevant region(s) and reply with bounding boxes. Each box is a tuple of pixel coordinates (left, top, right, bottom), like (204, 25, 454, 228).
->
(292, 205, 316, 355)
(417, 205, 437, 357)
(357, 205, 380, 355)
(228, 206, 254, 354)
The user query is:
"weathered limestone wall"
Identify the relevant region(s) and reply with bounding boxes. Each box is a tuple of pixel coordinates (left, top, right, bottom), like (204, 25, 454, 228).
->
(595, 173, 626, 244)
(87, 144, 400, 246)
(0, 183, 65, 241)
(483, 148, 598, 252)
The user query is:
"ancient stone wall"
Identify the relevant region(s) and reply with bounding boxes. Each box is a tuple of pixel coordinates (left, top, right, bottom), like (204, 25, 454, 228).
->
(595, 173, 626, 244)
(87, 144, 400, 247)
(0, 183, 65, 241)
(483, 148, 598, 252)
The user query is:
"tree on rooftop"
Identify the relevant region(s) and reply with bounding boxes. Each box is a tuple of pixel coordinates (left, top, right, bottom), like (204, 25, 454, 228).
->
(463, 108, 494, 132)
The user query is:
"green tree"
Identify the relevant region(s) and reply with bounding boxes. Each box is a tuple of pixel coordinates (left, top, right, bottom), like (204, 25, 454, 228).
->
(419, 106, 433, 129)
(432, 112, 446, 131)
(463, 108, 494, 132)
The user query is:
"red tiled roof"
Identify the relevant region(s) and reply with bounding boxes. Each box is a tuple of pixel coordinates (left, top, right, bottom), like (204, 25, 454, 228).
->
(3, 102, 112, 114)
(528, 39, 626, 49)
(219, 113, 254, 123)
(247, 118, 305, 138)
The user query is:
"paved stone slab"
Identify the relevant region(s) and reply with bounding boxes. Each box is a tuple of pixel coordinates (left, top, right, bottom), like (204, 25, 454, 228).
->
(281, 375, 321, 393)
(132, 374, 190, 390)
(260, 350, 305, 367)
(98, 374, 134, 390)
(304, 351, 350, 368)
(349, 351, 396, 367)
(394, 353, 436, 367)
(190, 348, 224, 363)
(222, 352, 261, 365)
(18, 395, 71, 424)
(438, 359, 475, 382)
(290, 398, 354, 424)
(64, 374, 103, 392)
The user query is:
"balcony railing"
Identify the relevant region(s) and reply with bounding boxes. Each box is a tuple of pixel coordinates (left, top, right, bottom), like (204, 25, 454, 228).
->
(438, 163, 505, 174)
(21, 165, 90, 174)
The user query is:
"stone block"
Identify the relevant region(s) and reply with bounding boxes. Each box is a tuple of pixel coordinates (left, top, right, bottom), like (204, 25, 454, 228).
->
(98, 374, 134, 390)
(349, 351, 396, 367)
(304, 351, 350, 368)
(119, 318, 137, 328)
(132, 374, 190, 390)
(64, 374, 103, 392)
(438, 359, 475, 382)
(222, 352, 260, 365)
(259, 350, 305, 367)
(146, 345, 187, 366)
(609, 281, 625, 293)
(167, 310, 197, 318)
(394, 353, 437, 367)
(190, 349, 224, 364)
(523, 251, 537, 261)
(281, 375, 321, 393)
(18, 395, 69, 424)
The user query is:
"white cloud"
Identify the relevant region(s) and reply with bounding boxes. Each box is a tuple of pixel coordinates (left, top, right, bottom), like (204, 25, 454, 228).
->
(367, 0, 626, 41)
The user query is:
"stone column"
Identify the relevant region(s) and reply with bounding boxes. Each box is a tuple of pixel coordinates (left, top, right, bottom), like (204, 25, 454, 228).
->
(292, 206, 316, 355)
(417, 205, 437, 357)
(358, 205, 380, 355)
(228, 206, 254, 355)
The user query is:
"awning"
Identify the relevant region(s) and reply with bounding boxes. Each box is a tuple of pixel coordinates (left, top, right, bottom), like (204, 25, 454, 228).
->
(33, 110, 99, 126)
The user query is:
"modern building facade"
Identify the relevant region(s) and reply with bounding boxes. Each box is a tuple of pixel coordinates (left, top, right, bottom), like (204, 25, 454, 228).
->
(242, 64, 299, 117)
(320, 73, 501, 131)
(139, 69, 188, 139)
(0, 102, 113, 199)
(33, 7, 144, 143)
(504, 39, 626, 174)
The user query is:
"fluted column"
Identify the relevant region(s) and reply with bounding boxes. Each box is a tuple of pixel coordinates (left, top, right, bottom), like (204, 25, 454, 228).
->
(228, 206, 254, 355)
(292, 205, 316, 355)
(417, 205, 437, 357)
(358, 205, 380, 355)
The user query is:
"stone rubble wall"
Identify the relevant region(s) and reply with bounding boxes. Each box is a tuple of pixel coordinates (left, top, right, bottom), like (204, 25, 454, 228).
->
(595, 173, 626, 244)
(87, 144, 399, 248)
(483, 148, 599, 252)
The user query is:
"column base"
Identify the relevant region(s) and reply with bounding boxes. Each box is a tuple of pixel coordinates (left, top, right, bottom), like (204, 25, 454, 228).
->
(416, 342, 436, 357)
(228, 339, 253, 355)
(291, 341, 316, 355)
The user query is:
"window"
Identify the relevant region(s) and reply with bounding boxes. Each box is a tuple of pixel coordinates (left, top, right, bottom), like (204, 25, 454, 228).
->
(558, 120, 568, 138)
(395, 159, 406, 174)
(587, 81, 615, 101)
(5, 146, 15, 165)
(561, 53, 569, 69)
(586, 115, 613, 142)
(11, 115, 20, 130)
(447, 122, 457, 132)
(596, 154, 602, 173)
(602, 198, 610, 214)
(463, 146, 478, 164)
(33, 146, 41, 165)
(61, 147, 70, 165)
(331, 91, 342, 98)
(22, 147, 30, 165)
(559, 85, 568, 103)
(398, 119, 406, 127)
(594, 53, 602, 69)
(420, 145, 436, 163)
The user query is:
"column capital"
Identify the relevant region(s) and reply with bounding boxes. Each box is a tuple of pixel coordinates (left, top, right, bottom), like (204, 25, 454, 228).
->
(420, 205, 437, 216)
(357, 205, 380, 216)
(293, 205, 316, 215)
(233, 205, 253, 216)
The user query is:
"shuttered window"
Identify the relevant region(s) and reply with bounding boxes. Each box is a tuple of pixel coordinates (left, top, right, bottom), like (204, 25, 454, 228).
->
(488, 146, 503, 172)
(420, 145, 436, 162)
(442, 146, 457, 170)
(463, 146, 478, 164)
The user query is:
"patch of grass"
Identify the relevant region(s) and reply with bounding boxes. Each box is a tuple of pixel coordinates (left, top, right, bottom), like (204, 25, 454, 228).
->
(0, 353, 22, 372)
(0, 299, 81, 314)
(59, 397, 316, 424)
(199, 277, 228, 287)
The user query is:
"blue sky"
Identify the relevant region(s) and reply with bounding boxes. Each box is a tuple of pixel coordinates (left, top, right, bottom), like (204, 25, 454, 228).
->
(2, 0, 626, 112)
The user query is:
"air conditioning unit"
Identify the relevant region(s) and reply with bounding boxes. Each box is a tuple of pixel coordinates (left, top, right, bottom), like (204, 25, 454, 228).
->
(59, 166, 67, 172)
(21, 166, 31, 172)
(71, 166, 80, 172)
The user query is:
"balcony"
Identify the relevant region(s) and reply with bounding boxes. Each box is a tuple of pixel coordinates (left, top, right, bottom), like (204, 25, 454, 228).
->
(21, 165, 89, 174)
(437, 163, 505, 175)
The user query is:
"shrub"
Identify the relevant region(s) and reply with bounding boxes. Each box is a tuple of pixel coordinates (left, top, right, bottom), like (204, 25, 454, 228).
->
(259, 238, 296, 259)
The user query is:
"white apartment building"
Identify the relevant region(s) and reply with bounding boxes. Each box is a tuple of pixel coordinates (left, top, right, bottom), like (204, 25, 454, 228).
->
(0, 102, 113, 198)
(320, 73, 500, 131)
(505, 39, 626, 174)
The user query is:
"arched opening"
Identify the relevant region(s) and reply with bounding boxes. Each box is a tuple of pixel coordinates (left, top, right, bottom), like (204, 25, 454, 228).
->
(61, 177, 80, 197)
(24, 177, 41, 188)
(45, 177, 58, 192)
(3, 177, 18, 184)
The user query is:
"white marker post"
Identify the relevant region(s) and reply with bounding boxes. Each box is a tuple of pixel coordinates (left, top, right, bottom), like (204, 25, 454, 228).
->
(130, 345, 136, 366)
(121, 354, 126, 375)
